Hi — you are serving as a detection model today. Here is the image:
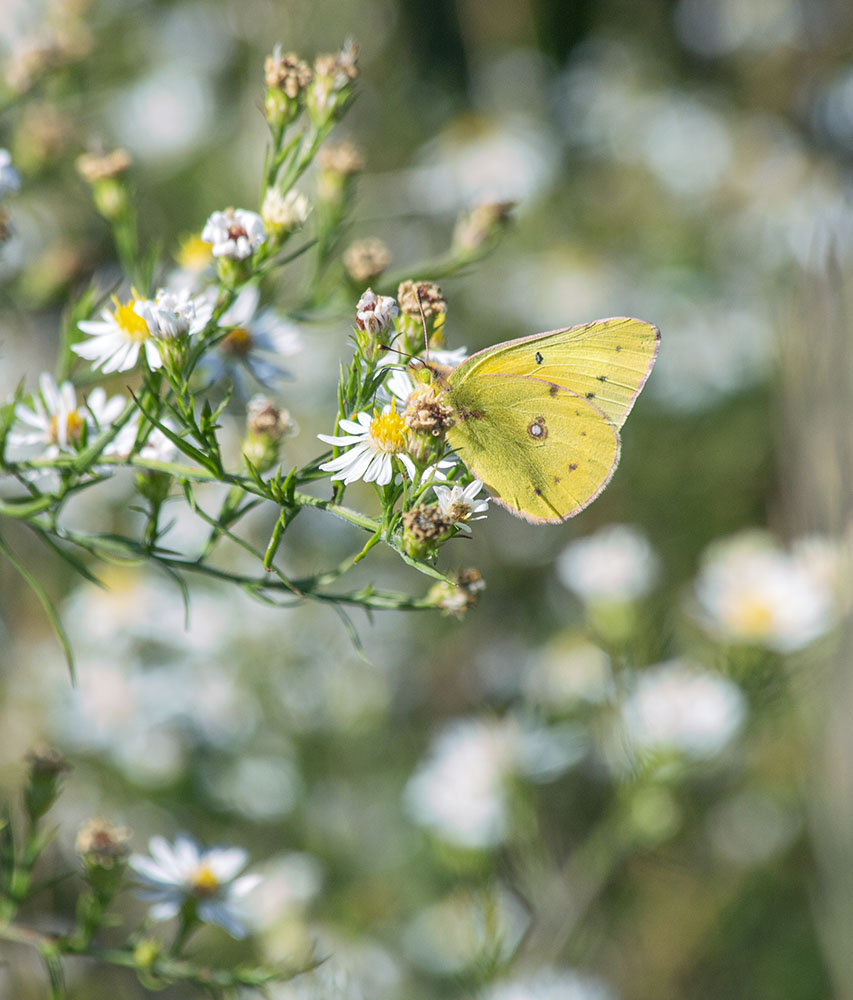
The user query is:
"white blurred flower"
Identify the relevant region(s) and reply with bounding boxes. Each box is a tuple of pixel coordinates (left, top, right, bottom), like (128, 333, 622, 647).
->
(707, 789, 801, 868)
(240, 852, 323, 932)
(433, 479, 490, 531)
(557, 524, 659, 603)
(480, 966, 616, 1000)
(403, 884, 529, 975)
(524, 637, 613, 709)
(201, 207, 265, 260)
(8, 374, 124, 458)
(404, 716, 581, 848)
(622, 659, 746, 759)
(109, 414, 180, 463)
(694, 531, 837, 652)
(318, 404, 415, 486)
(0, 149, 20, 198)
(262, 187, 311, 233)
(355, 288, 398, 334)
(133, 287, 213, 340)
(202, 284, 301, 393)
(269, 932, 402, 1000)
(74, 292, 162, 373)
(129, 835, 261, 938)
(411, 113, 558, 211)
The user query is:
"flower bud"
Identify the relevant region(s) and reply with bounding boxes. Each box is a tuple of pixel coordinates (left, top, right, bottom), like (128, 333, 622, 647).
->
(24, 745, 69, 822)
(77, 817, 131, 901)
(76, 149, 132, 221)
(343, 237, 390, 285)
(264, 46, 312, 129)
(243, 395, 294, 472)
(397, 280, 447, 352)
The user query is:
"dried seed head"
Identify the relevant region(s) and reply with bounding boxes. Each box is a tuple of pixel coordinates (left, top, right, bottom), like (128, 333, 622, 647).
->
(404, 382, 454, 436)
(264, 48, 312, 97)
(344, 237, 391, 284)
(397, 280, 447, 321)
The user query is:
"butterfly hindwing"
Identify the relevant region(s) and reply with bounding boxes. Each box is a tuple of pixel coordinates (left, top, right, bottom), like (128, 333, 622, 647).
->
(450, 317, 659, 429)
(445, 374, 620, 523)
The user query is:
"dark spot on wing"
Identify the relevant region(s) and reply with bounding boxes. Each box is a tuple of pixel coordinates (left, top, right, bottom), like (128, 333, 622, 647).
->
(535, 351, 543, 364)
(554, 476, 561, 484)
(548, 383, 559, 397)
(527, 417, 548, 440)
(580, 431, 586, 437)
(615, 345, 622, 352)
(597, 375, 607, 382)
(585, 392, 595, 399)
(457, 407, 485, 421)
(533, 487, 542, 496)
(569, 463, 578, 471)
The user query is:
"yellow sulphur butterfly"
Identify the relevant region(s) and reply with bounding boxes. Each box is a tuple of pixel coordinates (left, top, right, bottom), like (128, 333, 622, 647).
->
(426, 317, 659, 523)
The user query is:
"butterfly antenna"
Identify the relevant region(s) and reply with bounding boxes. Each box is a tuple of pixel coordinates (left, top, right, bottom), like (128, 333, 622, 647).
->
(416, 286, 430, 363)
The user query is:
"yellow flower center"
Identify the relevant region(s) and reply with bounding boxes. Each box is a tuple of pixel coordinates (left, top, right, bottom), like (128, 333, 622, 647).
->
(112, 295, 150, 342)
(221, 326, 253, 357)
(176, 233, 213, 272)
(729, 595, 774, 638)
(449, 500, 472, 522)
(49, 409, 84, 444)
(189, 864, 220, 897)
(369, 403, 408, 454)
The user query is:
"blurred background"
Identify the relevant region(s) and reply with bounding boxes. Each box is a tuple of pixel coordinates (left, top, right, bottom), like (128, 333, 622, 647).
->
(0, 0, 851, 997)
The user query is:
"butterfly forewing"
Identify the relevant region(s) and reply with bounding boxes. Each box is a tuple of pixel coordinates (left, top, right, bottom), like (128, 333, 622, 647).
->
(452, 317, 659, 429)
(445, 374, 620, 523)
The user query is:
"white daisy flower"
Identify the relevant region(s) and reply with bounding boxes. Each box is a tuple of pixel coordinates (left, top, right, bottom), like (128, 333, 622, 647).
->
(355, 288, 398, 335)
(201, 207, 266, 260)
(202, 284, 301, 394)
(133, 287, 213, 340)
(317, 403, 415, 485)
(129, 835, 261, 939)
(433, 479, 489, 532)
(9, 374, 83, 456)
(0, 148, 20, 198)
(8, 374, 125, 458)
(74, 292, 162, 374)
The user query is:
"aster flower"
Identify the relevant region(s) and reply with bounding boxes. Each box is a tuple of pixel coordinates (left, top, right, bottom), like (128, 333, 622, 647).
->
(8, 373, 124, 458)
(201, 208, 266, 260)
(433, 479, 489, 532)
(133, 287, 213, 341)
(318, 403, 415, 485)
(693, 530, 836, 653)
(202, 284, 301, 394)
(129, 835, 261, 939)
(74, 292, 162, 373)
(622, 659, 746, 760)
